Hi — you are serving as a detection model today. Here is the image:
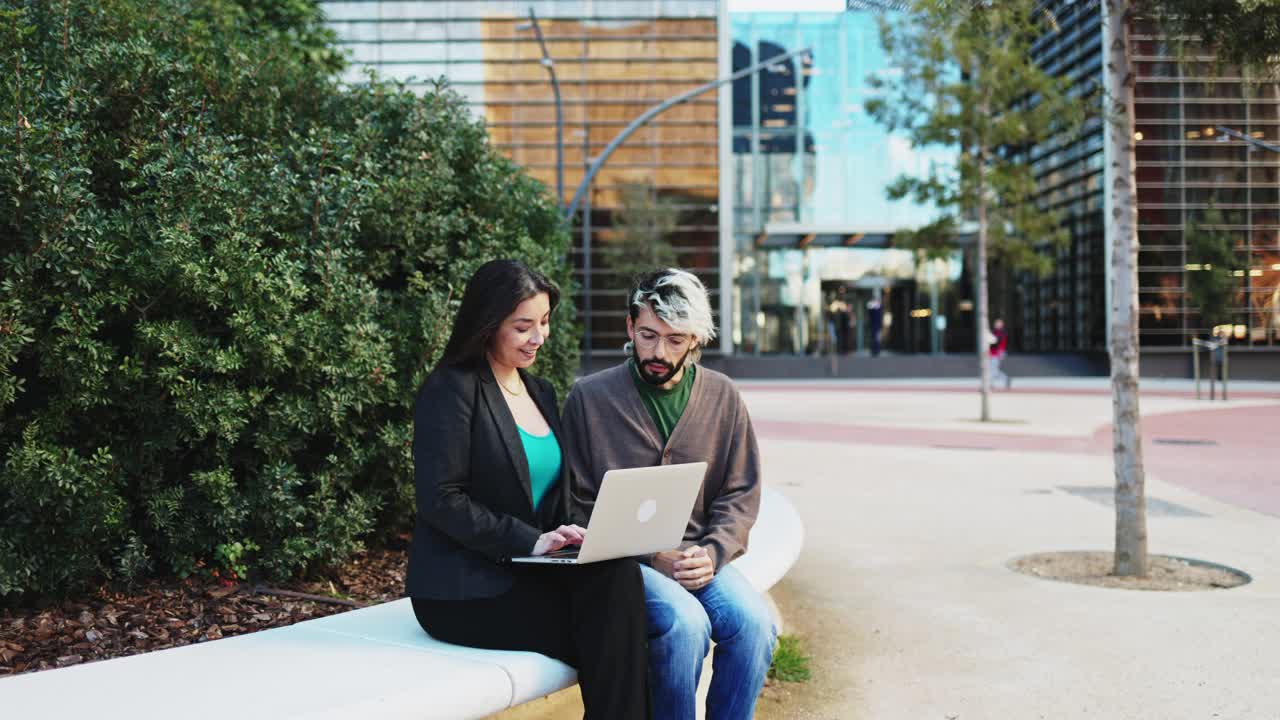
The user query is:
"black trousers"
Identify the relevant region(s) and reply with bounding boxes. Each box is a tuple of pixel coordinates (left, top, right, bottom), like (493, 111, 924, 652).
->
(412, 558, 650, 720)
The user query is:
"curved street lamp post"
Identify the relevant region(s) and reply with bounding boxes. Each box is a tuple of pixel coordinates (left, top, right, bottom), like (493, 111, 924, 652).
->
(515, 3, 812, 365)
(516, 9, 564, 208)
(563, 46, 814, 365)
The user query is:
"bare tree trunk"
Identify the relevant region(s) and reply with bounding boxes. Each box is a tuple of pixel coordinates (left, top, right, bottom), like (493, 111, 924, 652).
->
(1104, 0, 1148, 577)
(972, 53, 993, 422)
(976, 156, 991, 423)
(974, 66, 992, 423)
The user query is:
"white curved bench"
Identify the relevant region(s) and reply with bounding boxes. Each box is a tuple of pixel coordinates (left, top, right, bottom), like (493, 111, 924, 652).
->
(731, 486, 805, 595)
(0, 487, 803, 720)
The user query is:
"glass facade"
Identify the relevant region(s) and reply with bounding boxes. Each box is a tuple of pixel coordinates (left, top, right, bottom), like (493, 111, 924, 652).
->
(1130, 17, 1280, 348)
(729, 11, 958, 355)
(322, 2, 1280, 358)
(1017, 0, 1107, 353)
(322, 0, 721, 355)
(1025, 0, 1280, 351)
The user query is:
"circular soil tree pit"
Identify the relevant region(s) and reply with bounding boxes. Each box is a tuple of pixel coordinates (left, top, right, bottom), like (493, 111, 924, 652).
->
(1009, 551, 1250, 591)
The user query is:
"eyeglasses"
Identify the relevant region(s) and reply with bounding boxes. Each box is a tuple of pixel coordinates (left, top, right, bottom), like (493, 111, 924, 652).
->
(634, 329, 691, 353)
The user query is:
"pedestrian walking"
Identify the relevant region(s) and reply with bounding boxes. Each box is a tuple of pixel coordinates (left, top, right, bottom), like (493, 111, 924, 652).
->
(989, 317, 1011, 389)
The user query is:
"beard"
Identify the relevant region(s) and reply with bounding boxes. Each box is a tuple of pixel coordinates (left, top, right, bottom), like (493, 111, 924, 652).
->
(632, 344, 691, 386)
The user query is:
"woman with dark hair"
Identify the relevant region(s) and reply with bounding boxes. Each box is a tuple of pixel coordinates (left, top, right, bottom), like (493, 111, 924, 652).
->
(406, 259, 649, 719)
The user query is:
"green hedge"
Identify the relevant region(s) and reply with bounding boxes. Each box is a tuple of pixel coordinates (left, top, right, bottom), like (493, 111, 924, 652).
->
(0, 0, 578, 599)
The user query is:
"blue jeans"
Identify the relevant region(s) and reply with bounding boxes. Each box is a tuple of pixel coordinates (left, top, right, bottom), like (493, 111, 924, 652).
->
(641, 563, 777, 720)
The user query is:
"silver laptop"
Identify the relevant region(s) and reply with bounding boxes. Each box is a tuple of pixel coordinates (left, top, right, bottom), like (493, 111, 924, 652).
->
(511, 462, 707, 565)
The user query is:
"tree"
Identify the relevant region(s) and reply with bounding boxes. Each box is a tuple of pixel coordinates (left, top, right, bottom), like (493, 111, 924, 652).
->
(1154, 0, 1280, 75)
(867, 0, 1084, 422)
(0, 0, 576, 599)
(1103, 0, 1148, 578)
(604, 183, 681, 283)
(1185, 205, 1242, 335)
(1103, 0, 1280, 578)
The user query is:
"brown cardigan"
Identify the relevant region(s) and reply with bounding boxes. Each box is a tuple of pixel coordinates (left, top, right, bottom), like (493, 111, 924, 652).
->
(561, 362, 762, 573)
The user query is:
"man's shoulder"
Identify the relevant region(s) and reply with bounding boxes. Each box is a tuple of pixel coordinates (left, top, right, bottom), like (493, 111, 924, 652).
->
(694, 365, 745, 403)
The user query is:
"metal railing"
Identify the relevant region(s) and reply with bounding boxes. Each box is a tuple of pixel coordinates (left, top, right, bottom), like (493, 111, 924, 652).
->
(1191, 338, 1230, 400)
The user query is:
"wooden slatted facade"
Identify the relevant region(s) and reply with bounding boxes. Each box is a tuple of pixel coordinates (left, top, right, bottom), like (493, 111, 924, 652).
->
(323, 1, 723, 356)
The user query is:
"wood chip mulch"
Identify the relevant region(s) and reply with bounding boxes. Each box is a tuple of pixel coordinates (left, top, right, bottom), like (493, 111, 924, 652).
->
(1008, 551, 1251, 591)
(0, 546, 408, 678)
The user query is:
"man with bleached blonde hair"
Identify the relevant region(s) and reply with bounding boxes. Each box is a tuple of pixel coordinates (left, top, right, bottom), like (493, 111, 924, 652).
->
(562, 268, 775, 720)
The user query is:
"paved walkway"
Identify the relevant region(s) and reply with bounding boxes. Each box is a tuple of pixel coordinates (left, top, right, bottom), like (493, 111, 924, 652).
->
(742, 379, 1280, 517)
(746, 379, 1280, 719)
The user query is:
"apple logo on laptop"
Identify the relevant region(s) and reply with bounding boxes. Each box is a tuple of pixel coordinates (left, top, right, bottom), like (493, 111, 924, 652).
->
(637, 499, 658, 524)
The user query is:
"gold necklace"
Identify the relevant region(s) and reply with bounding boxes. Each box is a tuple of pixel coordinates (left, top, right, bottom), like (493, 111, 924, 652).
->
(496, 374, 524, 397)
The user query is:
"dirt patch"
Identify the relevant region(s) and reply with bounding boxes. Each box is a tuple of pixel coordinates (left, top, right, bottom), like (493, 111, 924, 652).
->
(1009, 551, 1250, 591)
(0, 546, 408, 677)
(753, 579, 861, 720)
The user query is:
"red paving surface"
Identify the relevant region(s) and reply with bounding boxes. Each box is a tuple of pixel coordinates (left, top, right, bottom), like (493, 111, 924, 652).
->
(744, 383, 1280, 401)
(750, 389, 1280, 518)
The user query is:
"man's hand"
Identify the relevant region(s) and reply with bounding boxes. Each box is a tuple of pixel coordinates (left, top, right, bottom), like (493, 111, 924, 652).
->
(653, 546, 714, 591)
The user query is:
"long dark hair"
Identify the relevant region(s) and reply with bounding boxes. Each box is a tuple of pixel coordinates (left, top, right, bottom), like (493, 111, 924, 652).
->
(439, 259, 560, 369)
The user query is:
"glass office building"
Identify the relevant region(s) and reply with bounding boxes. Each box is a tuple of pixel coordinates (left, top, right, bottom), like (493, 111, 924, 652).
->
(321, 0, 722, 355)
(323, 2, 1280, 365)
(729, 10, 959, 355)
(1130, 16, 1280, 349)
(322, 2, 952, 358)
(1026, 0, 1280, 353)
(1017, 0, 1107, 353)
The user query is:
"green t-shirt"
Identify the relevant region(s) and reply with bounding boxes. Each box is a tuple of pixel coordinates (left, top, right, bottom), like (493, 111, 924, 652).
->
(629, 359, 696, 445)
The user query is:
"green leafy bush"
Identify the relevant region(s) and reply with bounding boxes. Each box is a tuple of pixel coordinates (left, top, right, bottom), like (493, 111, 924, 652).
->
(0, 0, 577, 600)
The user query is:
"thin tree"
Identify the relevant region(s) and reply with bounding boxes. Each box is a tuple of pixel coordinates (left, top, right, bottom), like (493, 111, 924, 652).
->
(604, 183, 680, 281)
(1103, 0, 1147, 576)
(1185, 205, 1242, 336)
(1103, 0, 1280, 577)
(867, 0, 1083, 421)
(1153, 0, 1280, 78)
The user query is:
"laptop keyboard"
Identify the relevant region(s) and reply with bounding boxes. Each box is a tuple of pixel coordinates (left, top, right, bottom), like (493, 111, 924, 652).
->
(542, 546, 581, 558)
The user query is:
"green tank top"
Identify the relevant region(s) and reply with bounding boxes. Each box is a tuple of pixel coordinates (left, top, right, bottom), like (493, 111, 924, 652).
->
(518, 426, 562, 511)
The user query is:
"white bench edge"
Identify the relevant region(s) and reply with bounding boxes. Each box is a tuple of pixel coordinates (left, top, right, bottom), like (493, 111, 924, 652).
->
(0, 486, 804, 720)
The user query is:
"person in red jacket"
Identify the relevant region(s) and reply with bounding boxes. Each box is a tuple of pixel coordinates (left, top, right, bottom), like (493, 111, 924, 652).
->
(990, 318, 1011, 389)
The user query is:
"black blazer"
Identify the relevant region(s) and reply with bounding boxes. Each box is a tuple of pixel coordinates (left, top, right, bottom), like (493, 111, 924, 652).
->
(405, 362, 573, 600)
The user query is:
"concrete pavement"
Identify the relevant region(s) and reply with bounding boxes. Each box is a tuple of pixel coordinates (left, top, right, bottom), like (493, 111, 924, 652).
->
(747, 380, 1280, 720)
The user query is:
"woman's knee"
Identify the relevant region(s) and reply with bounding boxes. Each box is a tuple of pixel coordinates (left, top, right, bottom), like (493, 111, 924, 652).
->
(581, 558, 644, 595)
